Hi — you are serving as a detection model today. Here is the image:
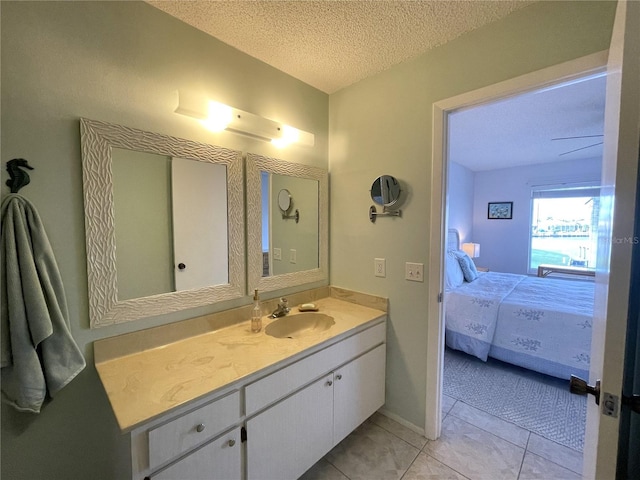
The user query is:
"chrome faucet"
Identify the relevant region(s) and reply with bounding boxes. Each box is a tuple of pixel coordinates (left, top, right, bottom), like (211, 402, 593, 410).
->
(269, 298, 290, 318)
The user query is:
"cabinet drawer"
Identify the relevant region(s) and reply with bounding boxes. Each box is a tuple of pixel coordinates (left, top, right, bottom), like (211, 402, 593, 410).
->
(245, 321, 385, 416)
(149, 427, 241, 480)
(148, 390, 240, 470)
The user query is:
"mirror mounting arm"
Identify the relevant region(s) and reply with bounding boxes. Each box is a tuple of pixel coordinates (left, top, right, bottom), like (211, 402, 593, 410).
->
(281, 208, 300, 223)
(369, 205, 401, 223)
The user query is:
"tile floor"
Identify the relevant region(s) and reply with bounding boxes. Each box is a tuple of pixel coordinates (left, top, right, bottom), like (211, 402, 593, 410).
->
(300, 395, 583, 480)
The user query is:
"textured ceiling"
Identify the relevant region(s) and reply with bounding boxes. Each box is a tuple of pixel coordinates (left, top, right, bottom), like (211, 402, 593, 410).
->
(449, 74, 606, 171)
(147, 0, 603, 170)
(147, 0, 535, 94)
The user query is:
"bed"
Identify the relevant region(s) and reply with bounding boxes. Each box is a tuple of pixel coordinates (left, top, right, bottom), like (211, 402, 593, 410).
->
(444, 229, 594, 380)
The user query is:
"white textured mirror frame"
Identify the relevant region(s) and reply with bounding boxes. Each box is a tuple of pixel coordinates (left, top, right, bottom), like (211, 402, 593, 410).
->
(80, 118, 246, 328)
(246, 153, 328, 293)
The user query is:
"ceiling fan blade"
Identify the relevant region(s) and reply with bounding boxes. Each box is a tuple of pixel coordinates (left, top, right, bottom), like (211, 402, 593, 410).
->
(552, 134, 604, 141)
(559, 141, 604, 156)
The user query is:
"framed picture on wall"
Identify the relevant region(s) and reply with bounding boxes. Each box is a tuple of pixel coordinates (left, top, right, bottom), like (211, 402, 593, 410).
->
(488, 201, 513, 219)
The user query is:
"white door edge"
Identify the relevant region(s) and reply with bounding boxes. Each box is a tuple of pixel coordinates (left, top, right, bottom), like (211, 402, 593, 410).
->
(585, 1, 640, 478)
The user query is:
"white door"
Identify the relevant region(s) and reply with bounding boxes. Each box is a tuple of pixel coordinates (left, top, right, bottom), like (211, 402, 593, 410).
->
(172, 158, 228, 291)
(583, 1, 640, 478)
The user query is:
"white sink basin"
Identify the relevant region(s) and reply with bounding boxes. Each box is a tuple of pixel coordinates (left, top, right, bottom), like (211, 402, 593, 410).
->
(265, 313, 335, 339)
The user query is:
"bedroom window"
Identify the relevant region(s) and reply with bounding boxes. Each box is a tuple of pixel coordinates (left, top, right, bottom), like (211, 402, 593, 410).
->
(529, 185, 600, 272)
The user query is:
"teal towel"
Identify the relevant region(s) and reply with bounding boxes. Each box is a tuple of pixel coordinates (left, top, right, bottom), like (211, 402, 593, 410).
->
(1, 194, 86, 413)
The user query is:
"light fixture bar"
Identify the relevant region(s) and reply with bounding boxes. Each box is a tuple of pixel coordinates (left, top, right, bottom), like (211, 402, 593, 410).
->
(174, 91, 314, 147)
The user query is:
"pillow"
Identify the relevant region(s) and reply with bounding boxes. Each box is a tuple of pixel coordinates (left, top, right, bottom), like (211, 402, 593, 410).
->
(454, 250, 479, 282)
(445, 250, 465, 289)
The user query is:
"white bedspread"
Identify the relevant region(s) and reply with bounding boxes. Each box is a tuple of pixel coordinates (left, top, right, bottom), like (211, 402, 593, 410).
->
(445, 272, 524, 361)
(446, 272, 594, 380)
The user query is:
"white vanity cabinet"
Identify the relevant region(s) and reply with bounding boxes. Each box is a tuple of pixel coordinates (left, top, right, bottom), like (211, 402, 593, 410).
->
(128, 319, 386, 480)
(245, 322, 386, 480)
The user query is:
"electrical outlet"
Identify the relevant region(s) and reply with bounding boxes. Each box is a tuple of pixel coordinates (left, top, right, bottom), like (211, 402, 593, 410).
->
(405, 262, 424, 282)
(374, 258, 386, 278)
(273, 248, 282, 261)
(290, 249, 297, 264)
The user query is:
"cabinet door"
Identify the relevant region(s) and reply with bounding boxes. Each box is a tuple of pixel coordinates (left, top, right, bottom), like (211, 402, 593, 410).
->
(150, 428, 241, 480)
(246, 374, 334, 480)
(333, 344, 386, 444)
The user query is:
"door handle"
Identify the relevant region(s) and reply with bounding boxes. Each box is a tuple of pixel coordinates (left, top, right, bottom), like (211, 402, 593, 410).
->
(570, 375, 601, 405)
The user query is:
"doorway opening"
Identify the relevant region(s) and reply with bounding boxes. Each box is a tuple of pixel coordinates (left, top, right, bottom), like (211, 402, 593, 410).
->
(424, 5, 640, 478)
(424, 51, 609, 477)
(442, 71, 604, 461)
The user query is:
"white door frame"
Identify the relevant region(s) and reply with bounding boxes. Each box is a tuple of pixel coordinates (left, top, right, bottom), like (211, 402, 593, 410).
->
(425, 50, 609, 440)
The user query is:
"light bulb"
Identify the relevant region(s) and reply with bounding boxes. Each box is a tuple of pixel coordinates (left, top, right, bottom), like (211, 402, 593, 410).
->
(271, 125, 300, 148)
(200, 102, 232, 132)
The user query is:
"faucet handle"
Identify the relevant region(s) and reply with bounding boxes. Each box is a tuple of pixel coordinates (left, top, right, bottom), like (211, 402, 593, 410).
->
(279, 298, 290, 313)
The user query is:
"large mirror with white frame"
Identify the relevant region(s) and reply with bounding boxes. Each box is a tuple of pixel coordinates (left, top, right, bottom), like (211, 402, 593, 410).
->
(80, 118, 245, 328)
(246, 153, 328, 293)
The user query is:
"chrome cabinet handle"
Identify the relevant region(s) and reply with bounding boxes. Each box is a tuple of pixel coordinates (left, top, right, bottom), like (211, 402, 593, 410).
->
(336, 374, 343, 380)
(196, 423, 205, 433)
(227, 439, 236, 447)
(326, 380, 333, 387)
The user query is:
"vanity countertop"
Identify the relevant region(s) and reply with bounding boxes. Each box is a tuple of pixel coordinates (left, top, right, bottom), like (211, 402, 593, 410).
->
(94, 296, 386, 432)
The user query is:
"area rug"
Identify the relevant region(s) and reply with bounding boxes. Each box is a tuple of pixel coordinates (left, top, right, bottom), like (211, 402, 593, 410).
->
(443, 348, 586, 452)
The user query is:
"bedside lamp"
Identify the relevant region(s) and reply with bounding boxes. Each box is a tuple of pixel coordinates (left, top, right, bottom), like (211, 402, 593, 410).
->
(462, 242, 480, 258)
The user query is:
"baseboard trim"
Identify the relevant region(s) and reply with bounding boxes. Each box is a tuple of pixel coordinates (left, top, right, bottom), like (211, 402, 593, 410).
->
(377, 408, 426, 437)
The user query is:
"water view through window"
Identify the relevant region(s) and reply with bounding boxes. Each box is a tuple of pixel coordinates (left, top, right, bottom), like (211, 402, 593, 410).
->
(530, 195, 599, 271)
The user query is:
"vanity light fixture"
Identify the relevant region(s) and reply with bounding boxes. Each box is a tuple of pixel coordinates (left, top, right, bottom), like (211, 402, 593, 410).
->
(174, 91, 314, 147)
(462, 243, 480, 258)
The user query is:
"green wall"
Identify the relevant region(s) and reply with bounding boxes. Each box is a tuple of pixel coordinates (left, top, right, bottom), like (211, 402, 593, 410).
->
(328, 0, 615, 430)
(0, 2, 327, 479)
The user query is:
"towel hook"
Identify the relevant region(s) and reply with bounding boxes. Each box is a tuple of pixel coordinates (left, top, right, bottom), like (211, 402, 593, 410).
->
(5, 158, 34, 193)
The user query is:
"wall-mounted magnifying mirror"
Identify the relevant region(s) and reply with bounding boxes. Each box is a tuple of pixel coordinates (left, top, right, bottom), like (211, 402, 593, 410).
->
(369, 175, 403, 223)
(246, 153, 327, 292)
(278, 189, 292, 212)
(277, 188, 300, 223)
(371, 175, 401, 206)
(80, 118, 245, 328)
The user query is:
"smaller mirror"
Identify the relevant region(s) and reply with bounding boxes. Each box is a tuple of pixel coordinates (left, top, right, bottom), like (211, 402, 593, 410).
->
(371, 175, 401, 206)
(278, 189, 292, 212)
(246, 153, 328, 293)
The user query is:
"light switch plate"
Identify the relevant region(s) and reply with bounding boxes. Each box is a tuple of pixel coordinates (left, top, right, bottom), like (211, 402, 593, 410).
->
(405, 262, 424, 282)
(374, 258, 386, 278)
(290, 249, 297, 264)
(273, 248, 282, 261)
